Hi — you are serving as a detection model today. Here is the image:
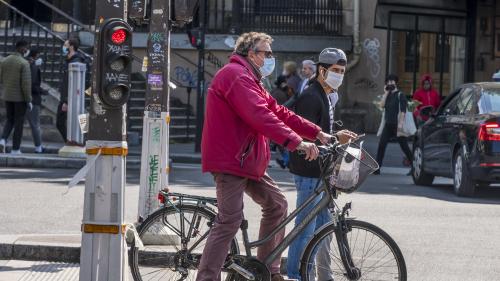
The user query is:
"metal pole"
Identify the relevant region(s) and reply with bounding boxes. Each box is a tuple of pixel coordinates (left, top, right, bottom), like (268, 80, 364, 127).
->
(79, 1, 129, 280)
(67, 62, 86, 145)
(138, 0, 171, 221)
(194, 0, 206, 153)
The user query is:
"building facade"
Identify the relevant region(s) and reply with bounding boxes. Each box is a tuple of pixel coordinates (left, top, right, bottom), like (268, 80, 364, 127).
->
(1, 0, 499, 135)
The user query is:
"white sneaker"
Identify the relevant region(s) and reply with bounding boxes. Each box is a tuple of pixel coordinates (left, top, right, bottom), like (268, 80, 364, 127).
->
(0, 139, 5, 153)
(10, 150, 22, 155)
(35, 145, 43, 153)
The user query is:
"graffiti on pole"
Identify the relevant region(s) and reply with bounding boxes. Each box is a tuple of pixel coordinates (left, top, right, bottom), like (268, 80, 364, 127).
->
(151, 126, 161, 143)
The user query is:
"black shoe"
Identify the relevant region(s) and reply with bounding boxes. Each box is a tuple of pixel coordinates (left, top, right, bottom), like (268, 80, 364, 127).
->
(373, 169, 380, 175)
(276, 159, 286, 169)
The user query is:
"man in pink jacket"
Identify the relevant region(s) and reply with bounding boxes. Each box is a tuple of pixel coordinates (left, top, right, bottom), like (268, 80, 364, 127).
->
(197, 32, 350, 281)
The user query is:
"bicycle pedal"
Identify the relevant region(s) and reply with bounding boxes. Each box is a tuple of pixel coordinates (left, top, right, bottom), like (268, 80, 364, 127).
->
(227, 262, 255, 280)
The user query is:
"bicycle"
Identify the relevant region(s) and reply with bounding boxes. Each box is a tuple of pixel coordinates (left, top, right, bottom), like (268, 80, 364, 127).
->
(129, 140, 407, 281)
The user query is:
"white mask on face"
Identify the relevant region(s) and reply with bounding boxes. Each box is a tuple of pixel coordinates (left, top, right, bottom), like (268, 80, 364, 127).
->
(259, 57, 275, 77)
(324, 71, 344, 89)
(23, 50, 30, 57)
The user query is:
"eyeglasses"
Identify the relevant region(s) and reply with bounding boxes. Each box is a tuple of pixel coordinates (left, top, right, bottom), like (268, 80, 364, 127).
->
(255, 50, 274, 58)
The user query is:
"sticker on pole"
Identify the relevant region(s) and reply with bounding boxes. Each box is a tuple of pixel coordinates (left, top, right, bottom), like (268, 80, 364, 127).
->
(148, 74, 163, 91)
(79, 113, 89, 133)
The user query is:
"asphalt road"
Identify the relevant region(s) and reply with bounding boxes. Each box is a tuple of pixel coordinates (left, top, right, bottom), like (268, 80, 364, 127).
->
(1, 165, 500, 280)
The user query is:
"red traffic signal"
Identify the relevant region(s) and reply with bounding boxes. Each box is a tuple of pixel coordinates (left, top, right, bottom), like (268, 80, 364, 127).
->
(111, 28, 127, 45)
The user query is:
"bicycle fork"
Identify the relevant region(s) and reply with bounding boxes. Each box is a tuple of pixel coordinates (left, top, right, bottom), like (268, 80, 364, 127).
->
(334, 203, 361, 281)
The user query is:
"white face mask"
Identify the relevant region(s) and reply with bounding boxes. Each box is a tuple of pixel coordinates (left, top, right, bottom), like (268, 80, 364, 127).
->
(259, 57, 275, 77)
(23, 50, 30, 57)
(325, 71, 344, 89)
(35, 58, 43, 66)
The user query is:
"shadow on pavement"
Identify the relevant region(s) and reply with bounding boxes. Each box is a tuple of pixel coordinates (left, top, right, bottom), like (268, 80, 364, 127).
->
(359, 175, 500, 205)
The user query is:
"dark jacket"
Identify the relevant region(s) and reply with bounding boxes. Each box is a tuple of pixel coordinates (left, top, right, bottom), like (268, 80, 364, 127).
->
(270, 87, 289, 105)
(289, 80, 331, 178)
(0, 52, 32, 102)
(29, 60, 43, 105)
(384, 90, 407, 125)
(60, 51, 87, 103)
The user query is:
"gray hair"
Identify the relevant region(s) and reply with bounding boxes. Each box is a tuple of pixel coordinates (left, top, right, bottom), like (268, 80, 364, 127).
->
(234, 32, 273, 56)
(302, 59, 316, 73)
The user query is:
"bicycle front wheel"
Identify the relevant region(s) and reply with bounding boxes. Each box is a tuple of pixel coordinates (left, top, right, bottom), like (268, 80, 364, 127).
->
(129, 204, 239, 281)
(300, 219, 407, 281)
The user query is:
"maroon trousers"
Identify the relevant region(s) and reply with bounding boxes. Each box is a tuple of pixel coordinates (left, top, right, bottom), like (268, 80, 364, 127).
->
(196, 173, 288, 280)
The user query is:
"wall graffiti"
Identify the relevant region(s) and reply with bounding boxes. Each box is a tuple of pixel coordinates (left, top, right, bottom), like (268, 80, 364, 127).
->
(354, 77, 379, 93)
(363, 38, 381, 78)
(174, 66, 197, 87)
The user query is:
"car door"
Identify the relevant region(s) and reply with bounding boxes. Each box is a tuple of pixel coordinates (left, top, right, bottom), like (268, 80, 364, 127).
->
(440, 87, 476, 176)
(422, 89, 462, 173)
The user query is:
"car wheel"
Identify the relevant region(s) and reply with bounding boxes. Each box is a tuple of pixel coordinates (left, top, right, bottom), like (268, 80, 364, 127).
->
(412, 145, 434, 186)
(453, 148, 475, 197)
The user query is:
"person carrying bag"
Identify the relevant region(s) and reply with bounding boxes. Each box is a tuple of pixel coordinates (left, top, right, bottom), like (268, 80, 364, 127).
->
(374, 74, 413, 175)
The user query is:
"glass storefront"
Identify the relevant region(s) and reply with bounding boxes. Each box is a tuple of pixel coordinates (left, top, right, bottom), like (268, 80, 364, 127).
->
(385, 12, 467, 97)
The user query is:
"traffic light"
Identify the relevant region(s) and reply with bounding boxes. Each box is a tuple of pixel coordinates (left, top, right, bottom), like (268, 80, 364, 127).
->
(187, 26, 203, 49)
(97, 19, 133, 109)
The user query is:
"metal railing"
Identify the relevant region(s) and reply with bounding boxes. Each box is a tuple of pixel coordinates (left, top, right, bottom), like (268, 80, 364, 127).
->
(205, 0, 344, 35)
(0, 0, 69, 88)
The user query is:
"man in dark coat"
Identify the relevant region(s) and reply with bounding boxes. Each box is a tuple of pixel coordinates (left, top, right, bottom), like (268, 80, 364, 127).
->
(287, 48, 357, 279)
(26, 48, 47, 153)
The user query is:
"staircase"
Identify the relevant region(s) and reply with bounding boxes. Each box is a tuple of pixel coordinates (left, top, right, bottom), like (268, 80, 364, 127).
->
(0, 0, 218, 145)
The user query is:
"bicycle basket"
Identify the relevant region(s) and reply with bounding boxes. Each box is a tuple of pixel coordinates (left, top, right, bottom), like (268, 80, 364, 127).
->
(321, 141, 379, 193)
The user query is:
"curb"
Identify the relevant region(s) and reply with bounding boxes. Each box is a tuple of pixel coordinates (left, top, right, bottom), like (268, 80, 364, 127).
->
(0, 153, 201, 169)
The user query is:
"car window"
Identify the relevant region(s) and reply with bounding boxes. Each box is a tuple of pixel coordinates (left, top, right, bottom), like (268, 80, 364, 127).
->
(441, 92, 461, 116)
(478, 88, 500, 114)
(456, 88, 475, 115)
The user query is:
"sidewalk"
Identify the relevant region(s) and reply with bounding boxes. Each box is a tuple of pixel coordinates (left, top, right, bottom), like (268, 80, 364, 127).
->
(0, 134, 408, 169)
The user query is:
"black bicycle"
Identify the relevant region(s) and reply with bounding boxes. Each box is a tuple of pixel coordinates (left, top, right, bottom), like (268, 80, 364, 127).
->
(129, 141, 407, 281)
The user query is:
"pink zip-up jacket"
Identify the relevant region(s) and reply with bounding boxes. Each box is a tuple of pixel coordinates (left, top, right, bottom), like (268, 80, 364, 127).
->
(201, 54, 321, 180)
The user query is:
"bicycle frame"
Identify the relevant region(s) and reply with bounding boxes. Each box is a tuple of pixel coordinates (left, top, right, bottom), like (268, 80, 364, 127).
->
(239, 179, 336, 266)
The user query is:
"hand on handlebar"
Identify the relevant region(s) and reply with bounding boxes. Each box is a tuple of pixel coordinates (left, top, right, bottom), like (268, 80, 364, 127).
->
(335, 130, 359, 144)
(296, 141, 319, 161)
(316, 131, 334, 145)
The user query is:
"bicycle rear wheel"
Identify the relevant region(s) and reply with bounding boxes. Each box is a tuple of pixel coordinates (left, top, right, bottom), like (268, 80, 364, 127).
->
(129, 204, 239, 281)
(300, 219, 407, 281)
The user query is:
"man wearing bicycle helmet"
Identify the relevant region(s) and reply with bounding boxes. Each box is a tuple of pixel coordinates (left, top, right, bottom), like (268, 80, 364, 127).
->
(198, 32, 338, 281)
(287, 47, 357, 279)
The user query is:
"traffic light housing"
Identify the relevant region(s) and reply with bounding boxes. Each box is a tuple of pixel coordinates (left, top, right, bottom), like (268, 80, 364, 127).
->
(187, 26, 203, 49)
(97, 19, 133, 109)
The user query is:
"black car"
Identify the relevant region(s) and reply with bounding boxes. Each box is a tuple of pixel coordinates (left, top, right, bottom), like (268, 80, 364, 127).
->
(412, 82, 500, 196)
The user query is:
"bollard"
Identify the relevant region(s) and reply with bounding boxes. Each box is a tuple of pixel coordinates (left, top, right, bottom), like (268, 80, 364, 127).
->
(67, 62, 87, 145)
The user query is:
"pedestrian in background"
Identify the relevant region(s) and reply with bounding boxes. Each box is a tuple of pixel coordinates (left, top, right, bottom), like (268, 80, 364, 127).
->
(283, 60, 302, 95)
(270, 74, 290, 105)
(412, 74, 441, 127)
(57, 37, 86, 144)
(375, 74, 413, 175)
(298, 59, 316, 94)
(0, 40, 32, 154)
(26, 48, 46, 153)
(287, 48, 357, 280)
